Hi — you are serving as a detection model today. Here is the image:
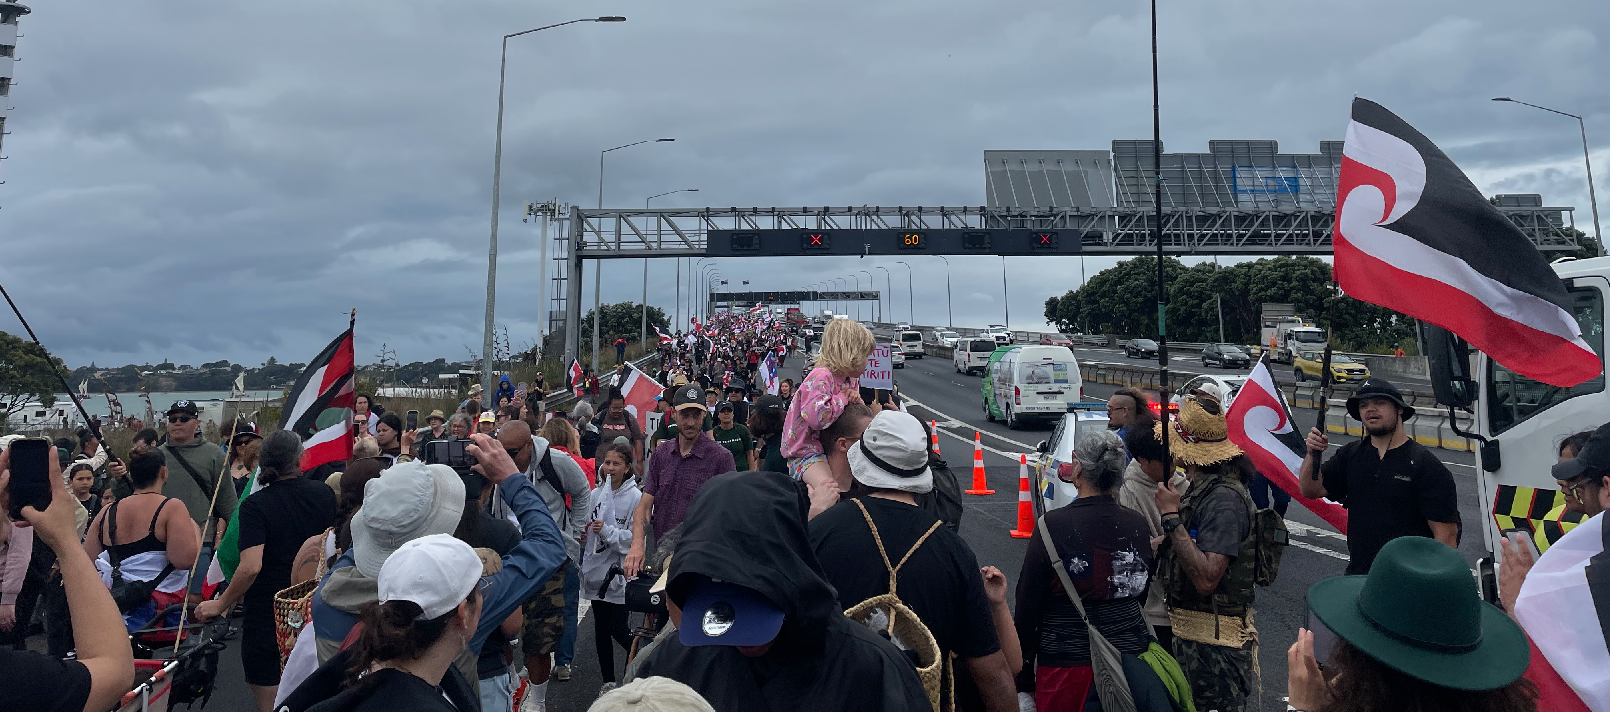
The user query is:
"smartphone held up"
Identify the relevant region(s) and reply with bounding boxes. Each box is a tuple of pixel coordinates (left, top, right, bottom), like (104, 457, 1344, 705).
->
(6, 438, 54, 521)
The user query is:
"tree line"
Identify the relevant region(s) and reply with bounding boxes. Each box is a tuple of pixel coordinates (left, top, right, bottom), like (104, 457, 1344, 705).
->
(1042, 255, 1420, 353)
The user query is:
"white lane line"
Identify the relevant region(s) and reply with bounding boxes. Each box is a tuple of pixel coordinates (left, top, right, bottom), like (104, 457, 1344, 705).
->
(1290, 538, 1349, 561)
(1286, 520, 1346, 542)
(901, 396, 1038, 454)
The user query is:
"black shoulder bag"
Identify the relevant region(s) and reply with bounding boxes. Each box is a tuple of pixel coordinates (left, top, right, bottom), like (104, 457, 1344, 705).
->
(165, 445, 216, 495)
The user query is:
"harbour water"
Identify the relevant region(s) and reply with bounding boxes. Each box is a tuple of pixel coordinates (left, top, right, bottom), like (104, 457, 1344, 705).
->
(50, 390, 283, 420)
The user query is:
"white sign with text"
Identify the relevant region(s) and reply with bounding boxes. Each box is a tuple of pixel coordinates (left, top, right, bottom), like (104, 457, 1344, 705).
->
(862, 344, 893, 390)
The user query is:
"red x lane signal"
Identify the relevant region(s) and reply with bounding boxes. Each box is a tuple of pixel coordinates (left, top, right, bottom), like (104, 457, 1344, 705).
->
(802, 232, 831, 250)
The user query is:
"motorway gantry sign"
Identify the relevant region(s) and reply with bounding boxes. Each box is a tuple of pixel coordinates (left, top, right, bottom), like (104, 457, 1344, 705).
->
(705, 229, 1084, 257)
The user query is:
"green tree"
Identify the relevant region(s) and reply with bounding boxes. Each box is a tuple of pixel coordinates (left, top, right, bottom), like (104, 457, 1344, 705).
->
(0, 330, 61, 422)
(579, 302, 671, 346)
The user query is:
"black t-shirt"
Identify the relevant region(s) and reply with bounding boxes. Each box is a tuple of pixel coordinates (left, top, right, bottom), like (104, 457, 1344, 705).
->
(756, 433, 787, 474)
(1321, 438, 1460, 575)
(0, 650, 90, 712)
(238, 475, 338, 609)
(595, 411, 642, 460)
(809, 496, 1000, 660)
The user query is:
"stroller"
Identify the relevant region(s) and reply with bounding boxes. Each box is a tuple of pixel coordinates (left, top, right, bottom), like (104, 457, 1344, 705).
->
(113, 602, 230, 712)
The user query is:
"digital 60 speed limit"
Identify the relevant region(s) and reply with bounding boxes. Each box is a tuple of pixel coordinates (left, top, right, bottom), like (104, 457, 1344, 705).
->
(898, 232, 925, 250)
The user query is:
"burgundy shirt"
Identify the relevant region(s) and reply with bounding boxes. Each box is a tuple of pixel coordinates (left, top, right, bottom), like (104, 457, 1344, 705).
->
(642, 432, 736, 537)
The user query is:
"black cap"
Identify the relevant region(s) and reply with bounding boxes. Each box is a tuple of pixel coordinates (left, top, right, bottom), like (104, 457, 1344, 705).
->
(716, 401, 734, 413)
(725, 379, 748, 392)
(1346, 378, 1414, 422)
(1553, 421, 1610, 482)
(167, 399, 199, 416)
(754, 395, 786, 413)
(672, 384, 708, 412)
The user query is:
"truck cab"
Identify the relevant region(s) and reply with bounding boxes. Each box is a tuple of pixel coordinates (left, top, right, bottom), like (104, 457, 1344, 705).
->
(1426, 256, 1607, 589)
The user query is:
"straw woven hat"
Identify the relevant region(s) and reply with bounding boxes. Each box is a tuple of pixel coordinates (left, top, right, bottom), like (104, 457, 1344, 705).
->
(1155, 397, 1242, 466)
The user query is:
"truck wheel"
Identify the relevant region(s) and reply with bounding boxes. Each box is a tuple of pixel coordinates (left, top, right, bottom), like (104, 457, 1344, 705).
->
(1007, 404, 1020, 430)
(1294, 369, 1305, 382)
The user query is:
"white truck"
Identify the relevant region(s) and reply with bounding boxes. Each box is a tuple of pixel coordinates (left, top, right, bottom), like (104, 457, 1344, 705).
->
(1259, 303, 1327, 364)
(1424, 255, 1607, 601)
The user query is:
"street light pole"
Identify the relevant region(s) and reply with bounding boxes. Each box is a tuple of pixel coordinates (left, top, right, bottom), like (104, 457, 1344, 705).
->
(1493, 97, 1604, 256)
(858, 270, 875, 322)
(936, 256, 953, 327)
(1000, 256, 1010, 328)
(593, 137, 674, 369)
(875, 266, 892, 324)
(895, 261, 913, 326)
(641, 189, 698, 352)
(482, 16, 625, 397)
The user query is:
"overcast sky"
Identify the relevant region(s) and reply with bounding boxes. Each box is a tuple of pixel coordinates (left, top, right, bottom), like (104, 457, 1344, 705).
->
(1, 0, 1601, 368)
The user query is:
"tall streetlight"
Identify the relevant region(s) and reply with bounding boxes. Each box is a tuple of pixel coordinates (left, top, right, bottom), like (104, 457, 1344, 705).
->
(835, 277, 848, 316)
(640, 189, 699, 351)
(482, 15, 625, 397)
(935, 256, 953, 327)
(874, 266, 892, 324)
(1493, 97, 1603, 256)
(1000, 256, 1010, 328)
(858, 270, 875, 322)
(895, 261, 914, 326)
(701, 265, 719, 319)
(592, 137, 675, 369)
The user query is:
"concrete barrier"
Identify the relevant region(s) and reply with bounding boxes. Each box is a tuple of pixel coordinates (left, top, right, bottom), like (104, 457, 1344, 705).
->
(1355, 355, 1430, 382)
(1321, 399, 1473, 452)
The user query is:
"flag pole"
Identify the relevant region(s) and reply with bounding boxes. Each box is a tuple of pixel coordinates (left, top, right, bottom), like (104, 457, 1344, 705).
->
(1148, 0, 1170, 473)
(1309, 282, 1338, 479)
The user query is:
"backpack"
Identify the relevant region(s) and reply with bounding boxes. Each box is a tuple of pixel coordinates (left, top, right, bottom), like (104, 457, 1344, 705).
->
(841, 499, 948, 711)
(916, 457, 964, 534)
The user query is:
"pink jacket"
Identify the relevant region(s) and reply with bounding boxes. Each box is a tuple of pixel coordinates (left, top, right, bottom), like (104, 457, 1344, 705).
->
(1, 524, 33, 606)
(780, 366, 860, 460)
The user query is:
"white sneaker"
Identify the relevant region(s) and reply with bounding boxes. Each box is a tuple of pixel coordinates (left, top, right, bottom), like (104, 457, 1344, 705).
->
(598, 682, 618, 698)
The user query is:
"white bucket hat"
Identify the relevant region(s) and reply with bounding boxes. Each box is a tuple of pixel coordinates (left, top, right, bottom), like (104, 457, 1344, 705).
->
(350, 460, 466, 577)
(847, 411, 932, 494)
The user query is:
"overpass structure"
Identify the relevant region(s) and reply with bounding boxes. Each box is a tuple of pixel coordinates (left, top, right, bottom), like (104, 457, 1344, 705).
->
(555, 202, 1581, 361)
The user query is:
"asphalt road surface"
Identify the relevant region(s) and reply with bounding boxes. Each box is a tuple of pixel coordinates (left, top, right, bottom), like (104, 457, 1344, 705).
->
(185, 348, 1472, 712)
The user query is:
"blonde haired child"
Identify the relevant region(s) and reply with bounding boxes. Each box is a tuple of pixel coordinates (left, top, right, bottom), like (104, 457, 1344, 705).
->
(781, 319, 876, 512)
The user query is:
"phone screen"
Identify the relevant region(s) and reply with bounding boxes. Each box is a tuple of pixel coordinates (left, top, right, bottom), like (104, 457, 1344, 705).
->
(1305, 604, 1338, 668)
(7, 439, 53, 520)
(1502, 528, 1542, 561)
(406, 410, 419, 431)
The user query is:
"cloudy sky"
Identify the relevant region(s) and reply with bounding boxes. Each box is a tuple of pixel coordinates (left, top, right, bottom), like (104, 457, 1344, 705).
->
(1, 0, 1601, 368)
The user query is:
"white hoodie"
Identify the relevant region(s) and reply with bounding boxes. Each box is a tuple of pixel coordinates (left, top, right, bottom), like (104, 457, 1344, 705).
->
(579, 475, 642, 604)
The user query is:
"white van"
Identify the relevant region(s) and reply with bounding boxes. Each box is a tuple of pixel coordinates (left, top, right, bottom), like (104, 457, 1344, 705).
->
(898, 331, 925, 358)
(953, 338, 999, 375)
(987, 346, 1082, 429)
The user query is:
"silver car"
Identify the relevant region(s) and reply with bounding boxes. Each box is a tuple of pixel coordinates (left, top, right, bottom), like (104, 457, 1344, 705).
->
(1033, 405, 1111, 513)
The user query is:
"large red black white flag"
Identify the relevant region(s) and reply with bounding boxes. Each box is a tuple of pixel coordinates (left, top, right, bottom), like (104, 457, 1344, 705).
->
(1336, 98, 1601, 387)
(1225, 358, 1349, 534)
(278, 327, 355, 470)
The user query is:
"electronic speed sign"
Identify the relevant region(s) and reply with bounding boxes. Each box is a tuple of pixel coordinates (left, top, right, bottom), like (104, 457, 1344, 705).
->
(899, 232, 925, 250)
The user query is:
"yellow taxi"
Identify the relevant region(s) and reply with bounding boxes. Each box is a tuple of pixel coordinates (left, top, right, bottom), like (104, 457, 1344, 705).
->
(1294, 351, 1371, 382)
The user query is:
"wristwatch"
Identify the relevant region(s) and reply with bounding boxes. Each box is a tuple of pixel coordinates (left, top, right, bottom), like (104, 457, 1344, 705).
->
(1161, 514, 1182, 534)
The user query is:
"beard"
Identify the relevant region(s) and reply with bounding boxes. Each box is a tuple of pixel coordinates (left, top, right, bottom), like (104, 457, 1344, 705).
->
(1364, 419, 1398, 438)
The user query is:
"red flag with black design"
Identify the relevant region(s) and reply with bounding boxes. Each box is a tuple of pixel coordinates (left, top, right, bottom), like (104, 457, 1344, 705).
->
(1336, 98, 1601, 387)
(1225, 359, 1349, 534)
(277, 327, 355, 471)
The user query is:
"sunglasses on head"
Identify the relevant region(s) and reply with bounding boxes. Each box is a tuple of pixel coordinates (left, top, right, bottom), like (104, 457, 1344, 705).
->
(168, 415, 194, 424)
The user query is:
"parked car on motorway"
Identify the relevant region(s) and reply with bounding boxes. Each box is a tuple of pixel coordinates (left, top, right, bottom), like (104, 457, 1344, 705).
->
(898, 330, 925, 358)
(1200, 342, 1252, 369)
(1123, 338, 1158, 359)
(1294, 351, 1371, 382)
(1033, 405, 1110, 512)
(1169, 374, 1250, 408)
(891, 346, 906, 369)
(982, 345, 1082, 430)
(953, 338, 1000, 375)
(895, 322, 910, 331)
(927, 330, 960, 347)
(985, 325, 1013, 344)
(1039, 333, 1073, 347)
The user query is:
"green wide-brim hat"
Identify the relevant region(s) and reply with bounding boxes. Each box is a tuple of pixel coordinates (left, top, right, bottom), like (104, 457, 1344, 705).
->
(1307, 537, 1528, 691)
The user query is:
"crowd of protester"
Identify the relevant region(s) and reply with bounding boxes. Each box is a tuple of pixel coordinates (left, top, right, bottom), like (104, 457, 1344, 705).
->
(0, 309, 1601, 712)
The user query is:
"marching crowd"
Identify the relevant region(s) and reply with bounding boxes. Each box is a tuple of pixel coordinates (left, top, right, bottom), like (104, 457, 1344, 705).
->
(0, 310, 1603, 712)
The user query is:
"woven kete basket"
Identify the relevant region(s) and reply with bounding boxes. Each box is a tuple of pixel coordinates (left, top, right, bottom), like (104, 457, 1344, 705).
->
(845, 594, 948, 710)
(272, 579, 318, 670)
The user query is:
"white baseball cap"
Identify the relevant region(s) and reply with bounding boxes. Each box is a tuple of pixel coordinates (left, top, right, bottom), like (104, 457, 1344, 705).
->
(378, 534, 482, 620)
(350, 460, 466, 578)
(847, 410, 932, 494)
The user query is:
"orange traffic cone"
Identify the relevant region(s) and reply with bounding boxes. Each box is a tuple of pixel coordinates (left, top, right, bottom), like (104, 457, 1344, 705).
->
(965, 431, 995, 495)
(1010, 454, 1033, 538)
(930, 420, 942, 457)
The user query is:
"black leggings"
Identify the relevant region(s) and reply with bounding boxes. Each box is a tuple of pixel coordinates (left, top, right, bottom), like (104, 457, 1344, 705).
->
(592, 600, 632, 683)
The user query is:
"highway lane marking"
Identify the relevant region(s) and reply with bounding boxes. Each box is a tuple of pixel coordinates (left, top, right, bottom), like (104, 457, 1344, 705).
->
(1286, 520, 1346, 542)
(900, 396, 1038, 455)
(1289, 538, 1349, 561)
